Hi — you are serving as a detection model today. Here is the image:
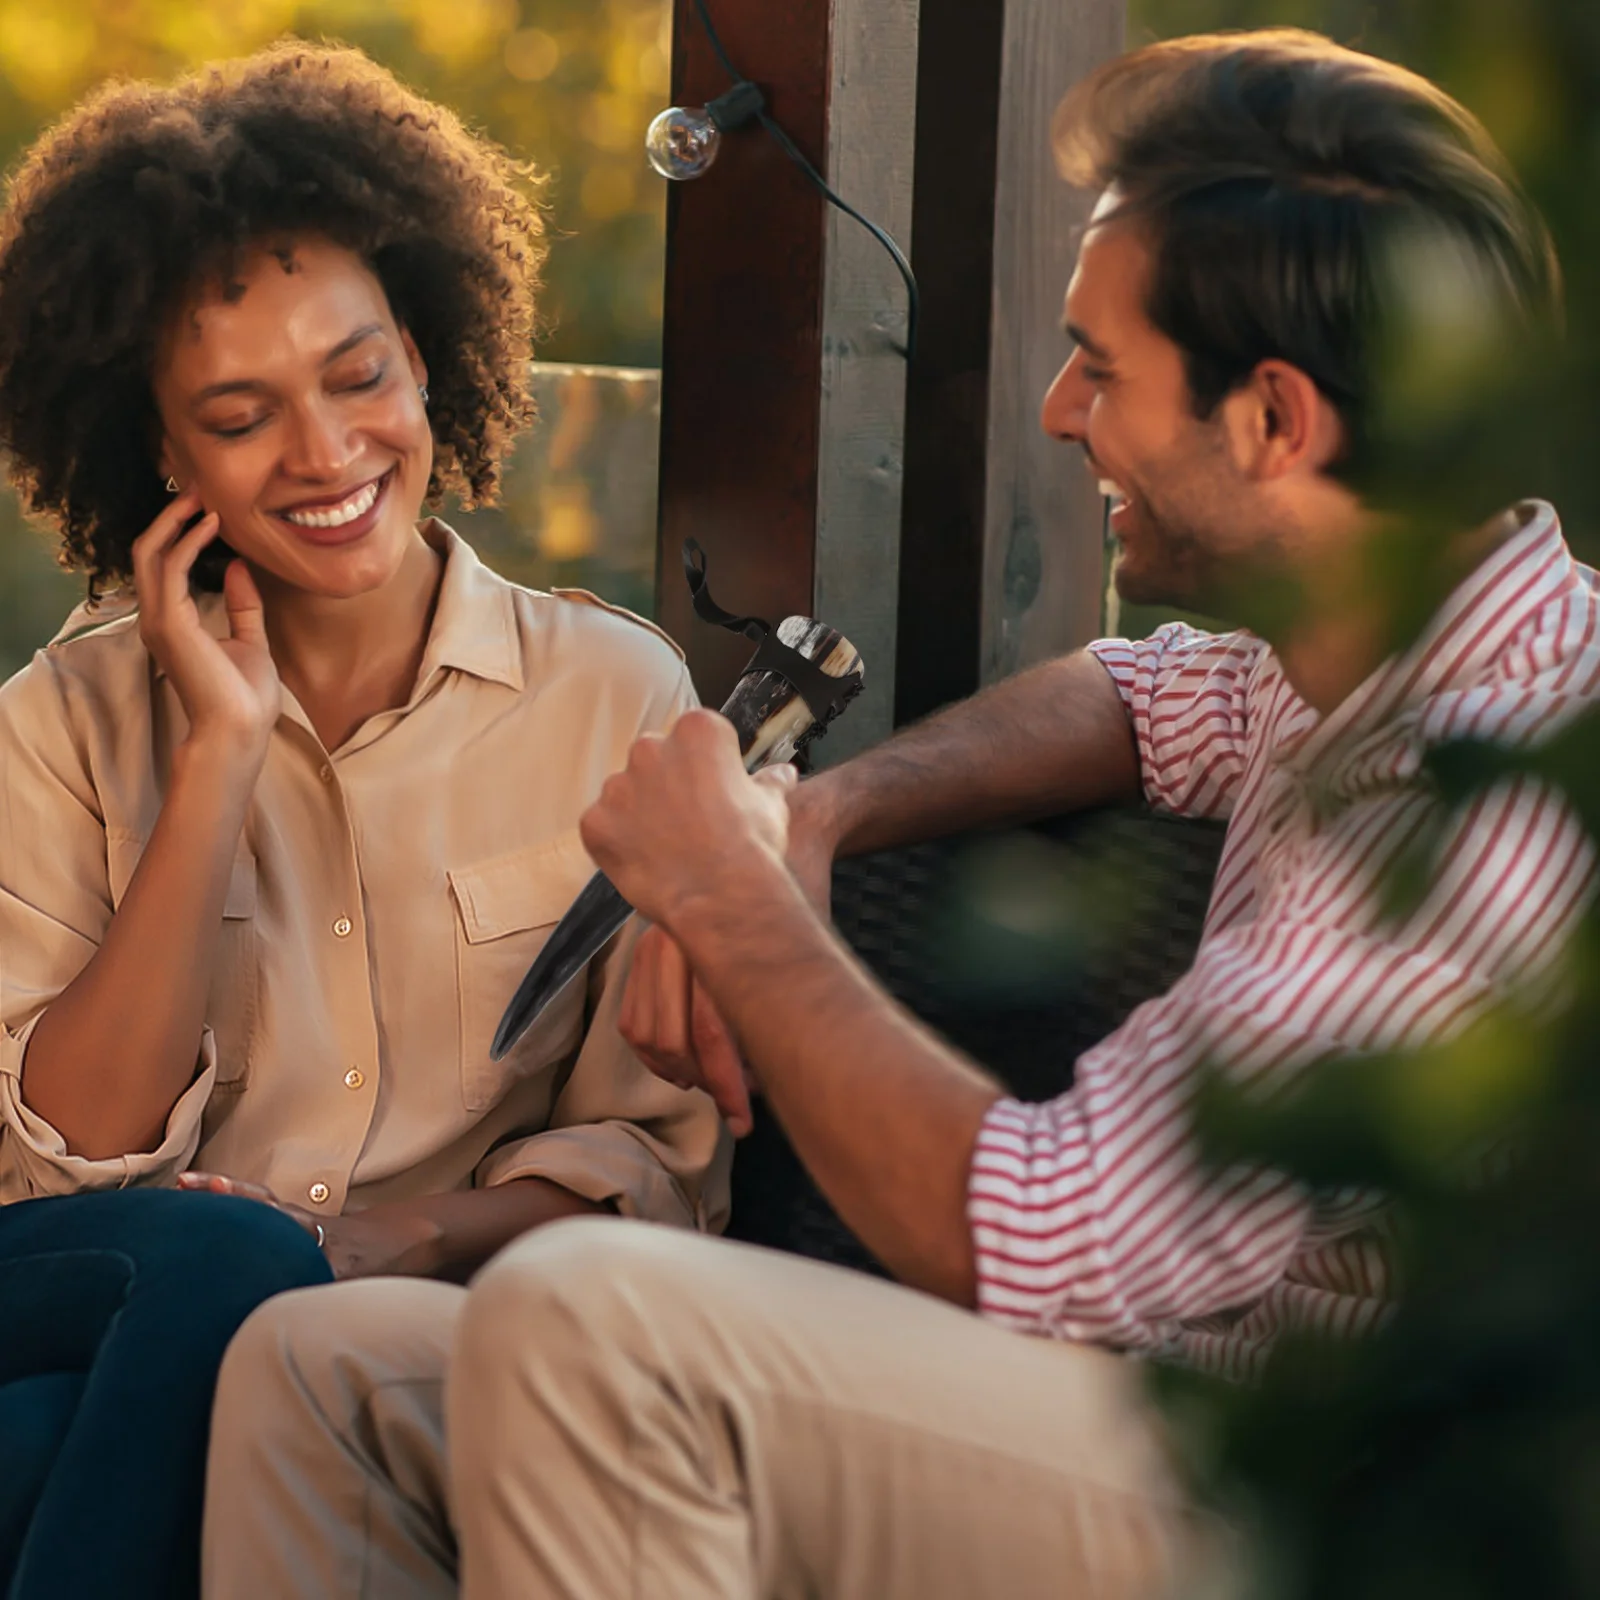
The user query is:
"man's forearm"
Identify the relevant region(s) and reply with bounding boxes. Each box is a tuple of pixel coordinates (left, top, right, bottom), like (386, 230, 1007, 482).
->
(800, 648, 1139, 859)
(674, 863, 1003, 1306)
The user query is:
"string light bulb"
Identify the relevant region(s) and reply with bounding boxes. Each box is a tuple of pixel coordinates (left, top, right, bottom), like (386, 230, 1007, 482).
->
(644, 0, 919, 357)
(645, 81, 765, 181)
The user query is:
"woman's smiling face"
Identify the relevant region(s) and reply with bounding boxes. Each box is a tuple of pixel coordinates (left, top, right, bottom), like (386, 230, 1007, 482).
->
(153, 236, 433, 600)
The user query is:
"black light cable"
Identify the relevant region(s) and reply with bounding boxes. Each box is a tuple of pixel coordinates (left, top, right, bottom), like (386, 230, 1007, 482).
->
(645, 0, 920, 359)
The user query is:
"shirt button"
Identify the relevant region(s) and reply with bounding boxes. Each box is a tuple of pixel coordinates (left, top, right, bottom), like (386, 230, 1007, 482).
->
(332, 916, 353, 938)
(344, 1067, 365, 1090)
(308, 1182, 331, 1205)
(319, 763, 334, 783)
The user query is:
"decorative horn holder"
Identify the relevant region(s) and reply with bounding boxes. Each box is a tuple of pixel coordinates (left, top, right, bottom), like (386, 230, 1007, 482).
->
(490, 542, 865, 1061)
(682, 538, 864, 769)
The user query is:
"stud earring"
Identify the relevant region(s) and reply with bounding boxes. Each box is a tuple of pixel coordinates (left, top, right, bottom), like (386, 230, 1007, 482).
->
(418, 384, 429, 406)
(165, 476, 179, 494)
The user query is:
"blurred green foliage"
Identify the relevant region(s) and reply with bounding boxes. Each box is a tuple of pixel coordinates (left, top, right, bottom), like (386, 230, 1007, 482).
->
(1124, 4, 1600, 1595)
(0, 0, 673, 674)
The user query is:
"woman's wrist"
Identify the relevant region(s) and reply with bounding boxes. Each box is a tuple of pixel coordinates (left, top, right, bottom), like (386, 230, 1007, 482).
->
(171, 721, 269, 797)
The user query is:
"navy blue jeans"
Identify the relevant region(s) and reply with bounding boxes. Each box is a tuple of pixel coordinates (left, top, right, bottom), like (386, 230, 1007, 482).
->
(0, 1187, 333, 1599)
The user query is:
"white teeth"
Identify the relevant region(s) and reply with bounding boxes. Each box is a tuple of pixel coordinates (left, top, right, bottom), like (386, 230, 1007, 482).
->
(1097, 478, 1129, 508)
(284, 478, 381, 529)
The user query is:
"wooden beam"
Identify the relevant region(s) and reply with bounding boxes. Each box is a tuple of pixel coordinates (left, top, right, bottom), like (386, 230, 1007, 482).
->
(655, 0, 920, 753)
(655, 0, 831, 709)
(894, 0, 1123, 724)
(982, 0, 1124, 683)
(811, 0, 919, 763)
(655, 0, 1123, 731)
(892, 0, 1008, 726)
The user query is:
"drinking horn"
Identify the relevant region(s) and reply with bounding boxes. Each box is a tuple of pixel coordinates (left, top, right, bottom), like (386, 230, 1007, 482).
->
(491, 543, 863, 1060)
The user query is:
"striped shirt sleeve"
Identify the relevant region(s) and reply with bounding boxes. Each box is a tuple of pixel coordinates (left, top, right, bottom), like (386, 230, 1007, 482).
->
(1089, 625, 1264, 820)
(967, 771, 1597, 1354)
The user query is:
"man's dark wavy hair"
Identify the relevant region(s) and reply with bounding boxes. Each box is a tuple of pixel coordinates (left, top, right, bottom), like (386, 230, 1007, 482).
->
(1054, 29, 1562, 474)
(0, 42, 547, 597)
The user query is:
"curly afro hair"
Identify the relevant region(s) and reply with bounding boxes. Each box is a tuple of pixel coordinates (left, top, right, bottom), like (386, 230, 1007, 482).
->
(0, 42, 547, 597)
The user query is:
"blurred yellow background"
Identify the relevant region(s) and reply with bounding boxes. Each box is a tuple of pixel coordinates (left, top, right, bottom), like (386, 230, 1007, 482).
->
(0, 1, 1590, 676)
(0, 0, 676, 670)
(0, 0, 671, 363)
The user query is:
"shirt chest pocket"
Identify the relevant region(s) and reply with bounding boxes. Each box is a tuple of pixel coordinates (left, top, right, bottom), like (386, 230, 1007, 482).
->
(106, 832, 258, 1089)
(448, 834, 595, 1112)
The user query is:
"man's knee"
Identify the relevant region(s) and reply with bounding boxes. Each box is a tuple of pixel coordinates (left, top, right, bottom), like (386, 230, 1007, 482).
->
(214, 1284, 336, 1440)
(216, 1278, 463, 1445)
(462, 1217, 727, 1371)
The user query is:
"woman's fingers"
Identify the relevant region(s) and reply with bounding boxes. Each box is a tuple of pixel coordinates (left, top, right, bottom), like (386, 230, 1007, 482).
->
(177, 1170, 277, 1207)
(134, 486, 204, 554)
(178, 1172, 320, 1238)
(161, 510, 221, 611)
(131, 489, 203, 612)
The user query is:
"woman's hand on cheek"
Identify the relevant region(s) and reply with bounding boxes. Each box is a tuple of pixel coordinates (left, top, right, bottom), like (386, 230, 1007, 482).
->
(133, 492, 281, 768)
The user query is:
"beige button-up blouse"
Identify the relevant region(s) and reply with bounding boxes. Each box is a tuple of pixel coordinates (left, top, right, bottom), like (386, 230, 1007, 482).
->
(0, 521, 728, 1229)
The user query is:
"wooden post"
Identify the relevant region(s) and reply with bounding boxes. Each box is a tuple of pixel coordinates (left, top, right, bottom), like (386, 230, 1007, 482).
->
(654, 0, 918, 765)
(656, 0, 1122, 732)
(655, 0, 832, 709)
(895, 0, 1124, 722)
(892, 0, 1008, 726)
(981, 0, 1125, 685)
(811, 0, 919, 763)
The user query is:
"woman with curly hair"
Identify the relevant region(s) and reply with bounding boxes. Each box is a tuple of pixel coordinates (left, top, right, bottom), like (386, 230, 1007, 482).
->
(0, 43, 723, 1598)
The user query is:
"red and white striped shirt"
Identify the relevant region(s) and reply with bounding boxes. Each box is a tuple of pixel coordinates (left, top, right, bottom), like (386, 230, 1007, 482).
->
(968, 501, 1600, 1379)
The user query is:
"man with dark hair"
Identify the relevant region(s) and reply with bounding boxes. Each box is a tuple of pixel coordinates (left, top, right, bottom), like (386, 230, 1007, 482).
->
(207, 30, 1596, 1600)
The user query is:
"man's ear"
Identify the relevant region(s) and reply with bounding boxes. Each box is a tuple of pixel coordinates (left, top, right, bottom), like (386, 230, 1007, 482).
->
(1224, 359, 1345, 481)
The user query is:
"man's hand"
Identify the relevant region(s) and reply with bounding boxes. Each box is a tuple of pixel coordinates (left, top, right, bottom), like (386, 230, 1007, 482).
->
(579, 710, 795, 931)
(619, 775, 839, 1136)
(621, 927, 756, 1132)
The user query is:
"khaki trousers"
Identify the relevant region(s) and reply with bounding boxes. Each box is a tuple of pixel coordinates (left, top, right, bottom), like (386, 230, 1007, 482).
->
(204, 1218, 1219, 1599)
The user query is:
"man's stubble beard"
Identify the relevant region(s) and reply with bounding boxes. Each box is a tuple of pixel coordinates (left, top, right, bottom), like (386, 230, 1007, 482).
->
(1111, 480, 1224, 612)
(1109, 426, 1257, 616)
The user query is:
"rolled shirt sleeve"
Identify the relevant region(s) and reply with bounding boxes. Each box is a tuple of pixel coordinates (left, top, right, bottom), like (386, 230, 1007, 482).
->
(0, 651, 214, 1199)
(473, 915, 733, 1232)
(1089, 625, 1264, 820)
(1, 1012, 214, 1197)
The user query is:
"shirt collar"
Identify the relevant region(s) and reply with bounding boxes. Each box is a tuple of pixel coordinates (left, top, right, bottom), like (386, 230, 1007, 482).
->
(1276, 500, 1573, 777)
(411, 518, 523, 695)
(54, 518, 524, 696)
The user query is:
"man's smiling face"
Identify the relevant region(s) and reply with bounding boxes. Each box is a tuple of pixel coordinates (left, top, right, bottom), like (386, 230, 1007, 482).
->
(1039, 191, 1274, 613)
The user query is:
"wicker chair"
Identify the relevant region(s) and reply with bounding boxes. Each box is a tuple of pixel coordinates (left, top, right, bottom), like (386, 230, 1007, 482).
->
(726, 808, 1227, 1272)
